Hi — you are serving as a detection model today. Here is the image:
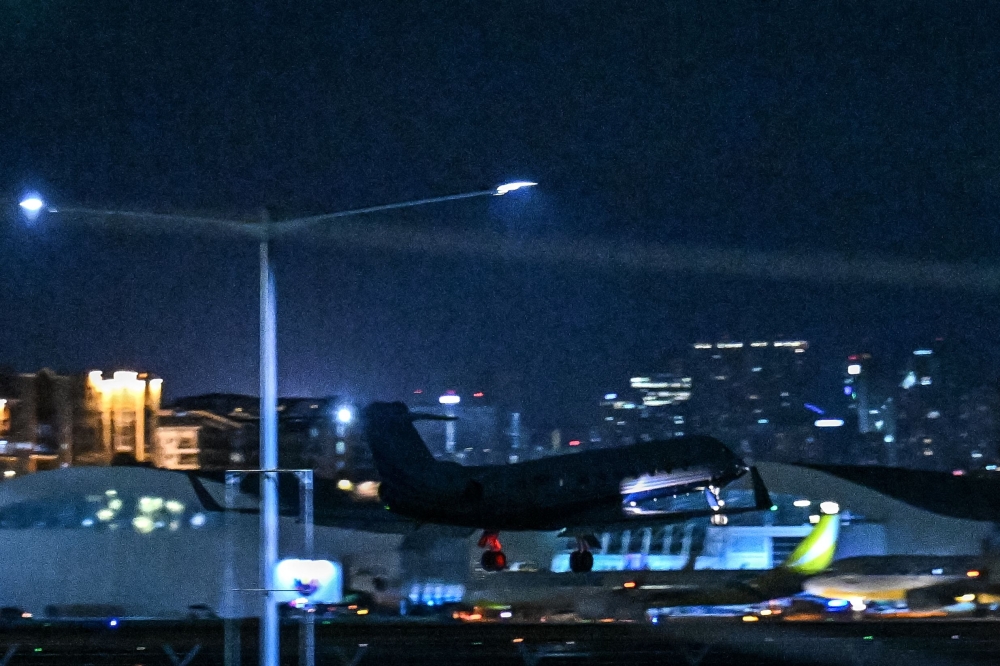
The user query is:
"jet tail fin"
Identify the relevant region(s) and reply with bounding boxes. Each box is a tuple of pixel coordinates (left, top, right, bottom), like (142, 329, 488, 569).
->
(745, 511, 840, 601)
(362, 402, 441, 478)
(779, 512, 840, 575)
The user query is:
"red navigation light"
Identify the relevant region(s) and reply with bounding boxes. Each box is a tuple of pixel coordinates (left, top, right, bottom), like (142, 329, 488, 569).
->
(848, 354, 859, 361)
(569, 440, 581, 446)
(473, 392, 484, 398)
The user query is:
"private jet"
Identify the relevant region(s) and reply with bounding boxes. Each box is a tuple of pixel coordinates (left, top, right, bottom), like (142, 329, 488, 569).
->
(362, 402, 772, 572)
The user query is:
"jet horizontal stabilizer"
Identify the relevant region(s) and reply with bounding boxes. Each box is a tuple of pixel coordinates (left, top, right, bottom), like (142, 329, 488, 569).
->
(408, 412, 458, 421)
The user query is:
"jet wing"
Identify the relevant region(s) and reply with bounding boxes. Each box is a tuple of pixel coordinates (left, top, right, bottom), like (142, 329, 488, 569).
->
(557, 466, 773, 536)
(184, 470, 423, 535)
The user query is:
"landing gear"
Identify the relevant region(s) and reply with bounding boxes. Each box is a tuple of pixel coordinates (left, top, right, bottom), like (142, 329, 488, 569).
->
(478, 531, 507, 572)
(569, 537, 594, 573)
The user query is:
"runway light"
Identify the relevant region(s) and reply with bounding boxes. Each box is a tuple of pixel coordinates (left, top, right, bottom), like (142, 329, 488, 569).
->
(623, 581, 636, 589)
(495, 181, 537, 195)
(967, 570, 980, 578)
(742, 615, 758, 622)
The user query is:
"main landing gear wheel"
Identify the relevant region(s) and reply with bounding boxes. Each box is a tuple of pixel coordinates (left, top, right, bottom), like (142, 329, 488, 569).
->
(569, 538, 594, 573)
(481, 550, 507, 572)
(478, 530, 507, 572)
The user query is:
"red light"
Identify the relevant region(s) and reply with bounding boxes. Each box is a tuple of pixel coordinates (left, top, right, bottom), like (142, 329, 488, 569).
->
(569, 440, 581, 446)
(953, 470, 966, 476)
(473, 392, 484, 398)
(446, 389, 456, 395)
(848, 355, 859, 361)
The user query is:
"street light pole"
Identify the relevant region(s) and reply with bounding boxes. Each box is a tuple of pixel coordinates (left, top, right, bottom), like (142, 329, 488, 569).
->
(18, 180, 537, 666)
(258, 209, 279, 666)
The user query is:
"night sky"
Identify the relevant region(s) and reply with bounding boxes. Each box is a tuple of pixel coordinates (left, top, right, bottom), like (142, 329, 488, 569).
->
(3, 2, 1000, 427)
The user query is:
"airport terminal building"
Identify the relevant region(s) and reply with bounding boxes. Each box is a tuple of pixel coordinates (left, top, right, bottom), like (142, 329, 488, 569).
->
(0, 462, 998, 617)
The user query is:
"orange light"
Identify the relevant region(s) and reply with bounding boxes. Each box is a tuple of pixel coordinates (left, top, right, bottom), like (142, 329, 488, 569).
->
(348, 605, 358, 610)
(473, 392, 484, 398)
(468, 613, 482, 621)
(623, 581, 636, 589)
(356, 609, 369, 615)
(967, 570, 981, 578)
(512, 638, 524, 643)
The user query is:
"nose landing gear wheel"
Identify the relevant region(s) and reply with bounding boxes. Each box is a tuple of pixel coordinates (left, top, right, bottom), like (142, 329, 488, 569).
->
(481, 550, 507, 571)
(569, 549, 594, 573)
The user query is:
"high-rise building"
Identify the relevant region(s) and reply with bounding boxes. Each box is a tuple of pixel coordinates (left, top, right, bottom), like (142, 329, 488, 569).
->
(685, 340, 815, 461)
(895, 347, 951, 470)
(842, 353, 897, 465)
(0, 368, 162, 474)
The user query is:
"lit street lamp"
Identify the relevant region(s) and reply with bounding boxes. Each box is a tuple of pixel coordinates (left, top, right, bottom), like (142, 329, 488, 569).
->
(18, 180, 535, 666)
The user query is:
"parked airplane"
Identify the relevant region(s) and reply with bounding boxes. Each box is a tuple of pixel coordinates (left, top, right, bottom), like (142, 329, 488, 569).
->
(460, 510, 840, 620)
(361, 401, 772, 572)
(802, 555, 989, 611)
(610, 510, 840, 610)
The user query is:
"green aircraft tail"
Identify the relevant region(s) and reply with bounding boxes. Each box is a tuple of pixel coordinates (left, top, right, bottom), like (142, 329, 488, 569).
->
(780, 512, 840, 575)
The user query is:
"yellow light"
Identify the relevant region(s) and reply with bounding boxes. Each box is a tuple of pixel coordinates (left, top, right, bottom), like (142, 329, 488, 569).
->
(132, 515, 154, 533)
(468, 613, 482, 621)
(165, 500, 185, 514)
(105, 489, 117, 496)
(96, 509, 114, 521)
(356, 609, 369, 616)
(742, 615, 759, 622)
(337, 479, 353, 492)
(108, 498, 123, 511)
(759, 609, 773, 616)
(956, 594, 976, 603)
(139, 496, 163, 513)
(967, 570, 981, 578)
(623, 581, 636, 589)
